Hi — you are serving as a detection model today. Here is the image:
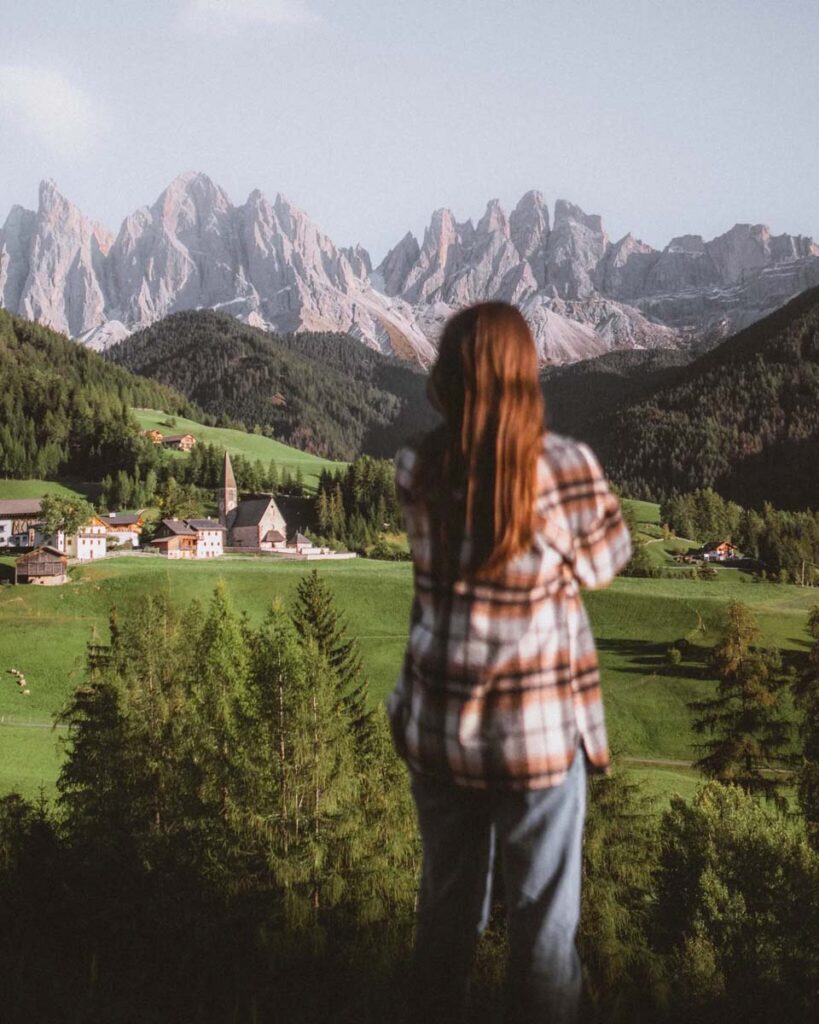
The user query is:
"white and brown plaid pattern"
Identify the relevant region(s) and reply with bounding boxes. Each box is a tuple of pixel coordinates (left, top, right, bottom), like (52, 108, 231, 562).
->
(387, 433, 632, 790)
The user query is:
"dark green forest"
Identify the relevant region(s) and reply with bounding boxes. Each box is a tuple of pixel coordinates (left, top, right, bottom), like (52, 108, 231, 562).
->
(0, 310, 194, 483)
(106, 311, 440, 461)
(543, 286, 819, 509)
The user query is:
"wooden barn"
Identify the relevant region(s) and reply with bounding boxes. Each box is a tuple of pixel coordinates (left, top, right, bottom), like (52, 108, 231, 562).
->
(15, 546, 68, 585)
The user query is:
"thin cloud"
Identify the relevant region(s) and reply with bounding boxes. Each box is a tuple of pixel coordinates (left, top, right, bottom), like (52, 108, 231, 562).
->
(0, 65, 107, 159)
(178, 0, 323, 35)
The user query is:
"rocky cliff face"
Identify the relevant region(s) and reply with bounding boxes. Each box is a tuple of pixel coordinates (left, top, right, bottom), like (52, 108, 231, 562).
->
(1, 173, 817, 366)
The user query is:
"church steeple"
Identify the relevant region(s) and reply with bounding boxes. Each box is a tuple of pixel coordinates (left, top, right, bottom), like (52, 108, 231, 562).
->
(219, 450, 238, 526)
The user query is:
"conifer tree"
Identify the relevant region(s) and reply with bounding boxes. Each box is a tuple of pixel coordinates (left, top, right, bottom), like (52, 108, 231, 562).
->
(292, 570, 373, 748)
(690, 600, 789, 803)
(795, 604, 819, 847)
(184, 583, 250, 828)
(245, 604, 360, 927)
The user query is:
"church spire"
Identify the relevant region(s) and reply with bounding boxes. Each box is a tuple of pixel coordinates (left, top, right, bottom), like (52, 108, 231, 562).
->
(219, 450, 238, 526)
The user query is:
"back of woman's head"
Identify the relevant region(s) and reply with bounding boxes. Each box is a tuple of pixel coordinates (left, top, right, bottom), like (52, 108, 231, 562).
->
(417, 301, 545, 577)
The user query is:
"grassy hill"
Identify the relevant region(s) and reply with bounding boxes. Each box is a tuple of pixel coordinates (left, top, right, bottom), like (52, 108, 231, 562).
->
(133, 408, 343, 490)
(1, 554, 815, 804)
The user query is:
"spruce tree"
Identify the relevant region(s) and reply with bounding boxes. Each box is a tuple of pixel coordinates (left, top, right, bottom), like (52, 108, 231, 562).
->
(690, 600, 789, 803)
(245, 605, 360, 928)
(292, 569, 373, 748)
(184, 583, 250, 829)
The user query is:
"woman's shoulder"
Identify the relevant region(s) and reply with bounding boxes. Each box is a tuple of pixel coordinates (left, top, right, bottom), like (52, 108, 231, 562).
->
(540, 431, 601, 475)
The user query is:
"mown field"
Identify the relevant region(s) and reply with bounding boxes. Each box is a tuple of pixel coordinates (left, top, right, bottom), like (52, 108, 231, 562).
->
(133, 409, 344, 489)
(1, 553, 815, 806)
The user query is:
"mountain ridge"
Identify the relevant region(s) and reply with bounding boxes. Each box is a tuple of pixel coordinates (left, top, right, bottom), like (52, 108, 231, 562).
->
(2, 172, 818, 366)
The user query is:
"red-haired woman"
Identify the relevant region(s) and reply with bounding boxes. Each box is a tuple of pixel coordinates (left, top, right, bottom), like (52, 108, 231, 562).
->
(388, 302, 632, 1023)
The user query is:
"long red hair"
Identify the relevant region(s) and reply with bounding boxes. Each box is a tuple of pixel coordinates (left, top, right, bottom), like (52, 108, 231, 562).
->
(414, 302, 545, 578)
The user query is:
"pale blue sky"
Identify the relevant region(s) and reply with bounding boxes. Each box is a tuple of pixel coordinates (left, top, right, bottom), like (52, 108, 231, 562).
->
(1, 0, 817, 261)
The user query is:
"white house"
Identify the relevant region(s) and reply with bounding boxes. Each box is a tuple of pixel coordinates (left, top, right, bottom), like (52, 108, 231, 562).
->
(65, 522, 107, 561)
(186, 518, 226, 558)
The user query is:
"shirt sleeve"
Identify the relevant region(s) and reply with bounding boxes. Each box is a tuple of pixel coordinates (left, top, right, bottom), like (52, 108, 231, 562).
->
(569, 442, 632, 590)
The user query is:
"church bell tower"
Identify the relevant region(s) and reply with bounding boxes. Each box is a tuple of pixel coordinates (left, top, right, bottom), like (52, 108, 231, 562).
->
(219, 450, 238, 526)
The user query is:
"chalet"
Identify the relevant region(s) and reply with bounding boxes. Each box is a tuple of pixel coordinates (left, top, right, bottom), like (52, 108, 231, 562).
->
(0, 499, 43, 549)
(702, 541, 740, 562)
(65, 521, 107, 561)
(97, 511, 143, 548)
(151, 518, 198, 559)
(143, 429, 164, 444)
(161, 433, 197, 452)
(15, 546, 68, 585)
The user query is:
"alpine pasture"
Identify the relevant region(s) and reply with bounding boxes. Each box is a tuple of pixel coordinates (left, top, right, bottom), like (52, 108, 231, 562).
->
(1, 549, 815, 804)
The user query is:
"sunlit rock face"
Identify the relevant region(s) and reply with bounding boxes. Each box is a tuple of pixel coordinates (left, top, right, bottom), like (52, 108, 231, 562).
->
(2, 174, 818, 366)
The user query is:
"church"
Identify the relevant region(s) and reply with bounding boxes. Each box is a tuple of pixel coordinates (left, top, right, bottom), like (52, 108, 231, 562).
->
(219, 451, 291, 551)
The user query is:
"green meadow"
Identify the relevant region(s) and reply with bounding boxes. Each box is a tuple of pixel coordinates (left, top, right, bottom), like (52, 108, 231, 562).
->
(1, 553, 815, 803)
(0, 479, 86, 500)
(133, 408, 344, 489)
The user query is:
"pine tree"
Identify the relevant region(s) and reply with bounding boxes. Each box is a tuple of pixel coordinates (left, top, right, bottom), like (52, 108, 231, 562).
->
(690, 600, 789, 803)
(292, 570, 373, 749)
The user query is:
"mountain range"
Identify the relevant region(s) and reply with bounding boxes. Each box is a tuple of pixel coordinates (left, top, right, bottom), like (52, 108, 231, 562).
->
(2, 172, 818, 365)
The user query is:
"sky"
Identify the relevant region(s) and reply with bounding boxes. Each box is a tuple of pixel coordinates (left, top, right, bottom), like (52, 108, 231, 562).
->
(1, 0, 817, 262)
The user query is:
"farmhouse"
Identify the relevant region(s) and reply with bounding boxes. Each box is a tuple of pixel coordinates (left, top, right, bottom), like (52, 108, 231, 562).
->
(185, 518, 226, 558)
(97, 511, 143, 548)
(702, 541, 740, 562)
(151, 519, 198, 559)
(15, 546, 68, 585)
(161, 433, 197, 452)
(151, 517, 226, 559)
(142, 429, 164, 444)
(0, 499, 44, 549)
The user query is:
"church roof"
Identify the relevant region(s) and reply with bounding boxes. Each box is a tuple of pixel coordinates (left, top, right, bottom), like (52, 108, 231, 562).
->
(231, 495, 279, 528)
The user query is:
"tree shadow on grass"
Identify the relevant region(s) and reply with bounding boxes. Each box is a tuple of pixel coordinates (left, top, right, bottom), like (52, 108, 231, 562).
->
(596, 637, 712, 682)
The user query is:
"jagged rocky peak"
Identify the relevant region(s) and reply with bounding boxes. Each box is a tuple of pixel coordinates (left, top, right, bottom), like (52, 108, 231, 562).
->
(509, 190, 550, 286)
(0, 204, 37, 311)
(340, 244, 372, 279)
(376, 231, 421, 296)
(545, 199, 609, 299)
(476, 198, 509, 237)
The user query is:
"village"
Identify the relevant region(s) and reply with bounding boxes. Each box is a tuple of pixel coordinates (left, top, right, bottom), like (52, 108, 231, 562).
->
(0, 451, 355, 585)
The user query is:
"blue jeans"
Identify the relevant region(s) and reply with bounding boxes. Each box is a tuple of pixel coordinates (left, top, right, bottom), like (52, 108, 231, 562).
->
(409, 750, 587, 1023)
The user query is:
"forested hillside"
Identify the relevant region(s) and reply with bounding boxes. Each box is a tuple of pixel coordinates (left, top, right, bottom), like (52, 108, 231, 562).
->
(106, 311, 439, 461)
(0, 311, 193, 481)
(543, 286, 819, 508)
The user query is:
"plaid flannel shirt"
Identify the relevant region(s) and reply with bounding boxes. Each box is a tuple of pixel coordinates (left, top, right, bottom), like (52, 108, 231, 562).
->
(387, 432, 632, 790)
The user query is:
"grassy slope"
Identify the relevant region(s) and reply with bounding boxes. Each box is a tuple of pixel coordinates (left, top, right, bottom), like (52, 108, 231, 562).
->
(133, 409, 344, 489)
(0, 480, 85, 500)
(1, 554, 815, 802)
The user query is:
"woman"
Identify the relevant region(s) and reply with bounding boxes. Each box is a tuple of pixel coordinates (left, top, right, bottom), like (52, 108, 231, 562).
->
(387, 302, 632, 1023)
